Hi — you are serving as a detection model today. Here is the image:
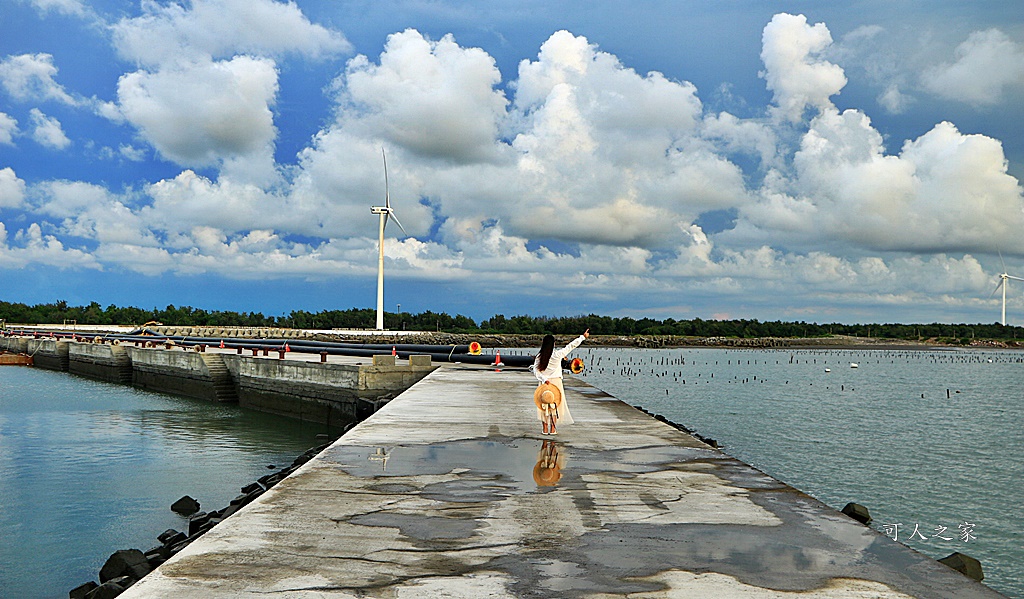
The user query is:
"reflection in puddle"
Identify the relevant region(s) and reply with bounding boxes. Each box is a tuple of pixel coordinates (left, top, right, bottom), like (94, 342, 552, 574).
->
(329, 438, 578, 493)
(533, 440, 566, 487)
(368, 446, 390, 470)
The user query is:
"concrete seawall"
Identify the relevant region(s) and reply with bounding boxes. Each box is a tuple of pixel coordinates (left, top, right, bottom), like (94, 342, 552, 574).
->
(227, 353, 434, 423)
(16, 337, 435, 427)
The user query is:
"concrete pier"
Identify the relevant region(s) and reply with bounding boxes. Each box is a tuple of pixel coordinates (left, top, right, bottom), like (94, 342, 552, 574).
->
(15, 337, 435, 427)
(120, 365, 1002, 598)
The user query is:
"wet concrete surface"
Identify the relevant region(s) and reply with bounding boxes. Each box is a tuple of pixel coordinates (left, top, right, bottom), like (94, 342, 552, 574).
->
(121, 366, 1005, 598)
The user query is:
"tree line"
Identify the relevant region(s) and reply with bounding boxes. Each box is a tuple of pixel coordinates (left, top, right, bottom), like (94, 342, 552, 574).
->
(1, 300, 1022, 341)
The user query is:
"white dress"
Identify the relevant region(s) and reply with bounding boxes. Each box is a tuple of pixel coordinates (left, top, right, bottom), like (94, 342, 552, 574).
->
(532, 334, 586, 425)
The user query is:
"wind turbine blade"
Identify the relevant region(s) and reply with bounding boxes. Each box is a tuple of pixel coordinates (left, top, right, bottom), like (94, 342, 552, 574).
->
(389, 211, 409, 237)
(1007, 275, 1024, 282)
(382, 211, 390, 232)
(999, 251, 1007, 273)
(382, 147, 391, 209)
(990, 280, 1004, 298)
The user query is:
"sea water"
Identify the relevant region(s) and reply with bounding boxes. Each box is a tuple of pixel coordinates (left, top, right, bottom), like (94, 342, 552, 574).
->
(562, 346, 1023, 599)
(0, 367, 334, 599)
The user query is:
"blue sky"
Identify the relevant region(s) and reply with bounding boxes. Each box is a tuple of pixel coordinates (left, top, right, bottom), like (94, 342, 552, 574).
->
(1, 0, 1024, 325)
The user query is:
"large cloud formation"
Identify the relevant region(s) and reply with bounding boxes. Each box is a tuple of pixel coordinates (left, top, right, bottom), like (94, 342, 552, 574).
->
(109, 0, 349, 182)
(1, 4, 1023, 321)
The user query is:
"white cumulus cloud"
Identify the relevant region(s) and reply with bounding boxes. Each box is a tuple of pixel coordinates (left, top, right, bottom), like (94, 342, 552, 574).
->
(32, 180, 154, 246)
(110, 0, 350, 66)
(923, 29, 1024, 106)
(0, 223, 99, 269)
(0, 53, 78, 105)
(141, 170, 284, 235)
(339, 29, 508, 163)
(0, 167, 26, 208)
(760, 13, 847, 122)
(117, 56, 279, 170)
(109, 0, 350, 182)
(735, 110, 1024, 255)
(29, 108, 71, 149)
(0, 112, 18, 145)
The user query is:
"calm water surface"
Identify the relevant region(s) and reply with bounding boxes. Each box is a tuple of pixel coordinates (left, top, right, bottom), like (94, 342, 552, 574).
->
(0, 367, 334, 599)
(561, 346, 1023, 599)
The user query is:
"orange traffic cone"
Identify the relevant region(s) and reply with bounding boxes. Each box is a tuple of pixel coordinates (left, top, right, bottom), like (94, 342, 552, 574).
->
(492, 350, 503, 366)
(284, 343, 291, 352)
(219, 339, 225, 349)
(392, 346, 396, 356)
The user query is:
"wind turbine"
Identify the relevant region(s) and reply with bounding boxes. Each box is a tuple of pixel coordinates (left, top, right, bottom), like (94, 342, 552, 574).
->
(990, 253, 1024, 326)
(370, 148, 408, 331)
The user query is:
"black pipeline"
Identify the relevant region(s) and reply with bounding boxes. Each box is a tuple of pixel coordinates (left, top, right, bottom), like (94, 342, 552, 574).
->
(6, 329, 559, 368)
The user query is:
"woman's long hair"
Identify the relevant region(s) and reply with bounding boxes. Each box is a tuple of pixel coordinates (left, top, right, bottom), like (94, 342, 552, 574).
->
(537, 334, 555, 371)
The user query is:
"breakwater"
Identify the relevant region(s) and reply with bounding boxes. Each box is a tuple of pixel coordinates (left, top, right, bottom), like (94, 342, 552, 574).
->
(120, 365, 1002, 598)
(3, 334, 436, 427)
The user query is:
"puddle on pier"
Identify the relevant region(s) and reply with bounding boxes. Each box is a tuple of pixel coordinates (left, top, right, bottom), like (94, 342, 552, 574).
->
(311, 438, 988, 599)
(321, 436, 720, 495)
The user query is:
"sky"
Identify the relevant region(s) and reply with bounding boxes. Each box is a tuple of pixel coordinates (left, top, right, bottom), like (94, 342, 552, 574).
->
(1, 0, 1024, 326)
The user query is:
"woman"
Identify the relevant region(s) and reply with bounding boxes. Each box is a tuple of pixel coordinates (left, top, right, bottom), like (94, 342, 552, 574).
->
(533, 329, 589, 434)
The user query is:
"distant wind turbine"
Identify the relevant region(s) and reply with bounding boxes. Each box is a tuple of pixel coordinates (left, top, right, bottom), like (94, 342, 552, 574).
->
(370, 148, 408, 331)
(990, 252, 1024, 326)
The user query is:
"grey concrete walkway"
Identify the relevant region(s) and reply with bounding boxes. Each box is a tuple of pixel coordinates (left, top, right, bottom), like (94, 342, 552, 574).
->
(121, 366, 1003, 598)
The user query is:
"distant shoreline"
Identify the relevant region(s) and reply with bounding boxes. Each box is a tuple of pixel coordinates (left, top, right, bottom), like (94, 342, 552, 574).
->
(315, 332, 1023, 351)
(6, 324, 1022, 351)
(317, 331, 1015, 350)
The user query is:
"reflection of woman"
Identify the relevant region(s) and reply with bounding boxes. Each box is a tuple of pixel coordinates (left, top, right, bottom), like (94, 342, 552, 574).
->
(533, 440, 566, 487)
(533, 330, 589, 435)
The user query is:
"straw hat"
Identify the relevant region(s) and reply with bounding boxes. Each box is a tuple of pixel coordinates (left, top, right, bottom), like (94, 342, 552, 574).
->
(533, 460, 563, 486)
(533, 381, 562, 410)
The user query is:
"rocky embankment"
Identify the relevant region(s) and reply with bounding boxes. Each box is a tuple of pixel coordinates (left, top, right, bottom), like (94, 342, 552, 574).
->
(69, 443, 331, 599)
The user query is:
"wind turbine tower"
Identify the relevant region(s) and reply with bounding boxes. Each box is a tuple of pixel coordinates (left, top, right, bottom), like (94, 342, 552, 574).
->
(370, 148, 407, 331)
(992, 253, 1024, 326)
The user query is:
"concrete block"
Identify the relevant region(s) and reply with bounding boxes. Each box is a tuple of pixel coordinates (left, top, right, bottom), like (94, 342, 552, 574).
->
(171, 495, 200, 516)
(158, 530, 186, 547)
(938, 552, 984, 581)
(69, 581, 98, 599)
(85, 577, 131, 599)
(841, 502, 871, 525)
(408, 355, 431, 367)
(188, 512, 210, 536)
(99, 549, 150, 583)
(145, 544, 170, 562)
(372, 355, 396, 367)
